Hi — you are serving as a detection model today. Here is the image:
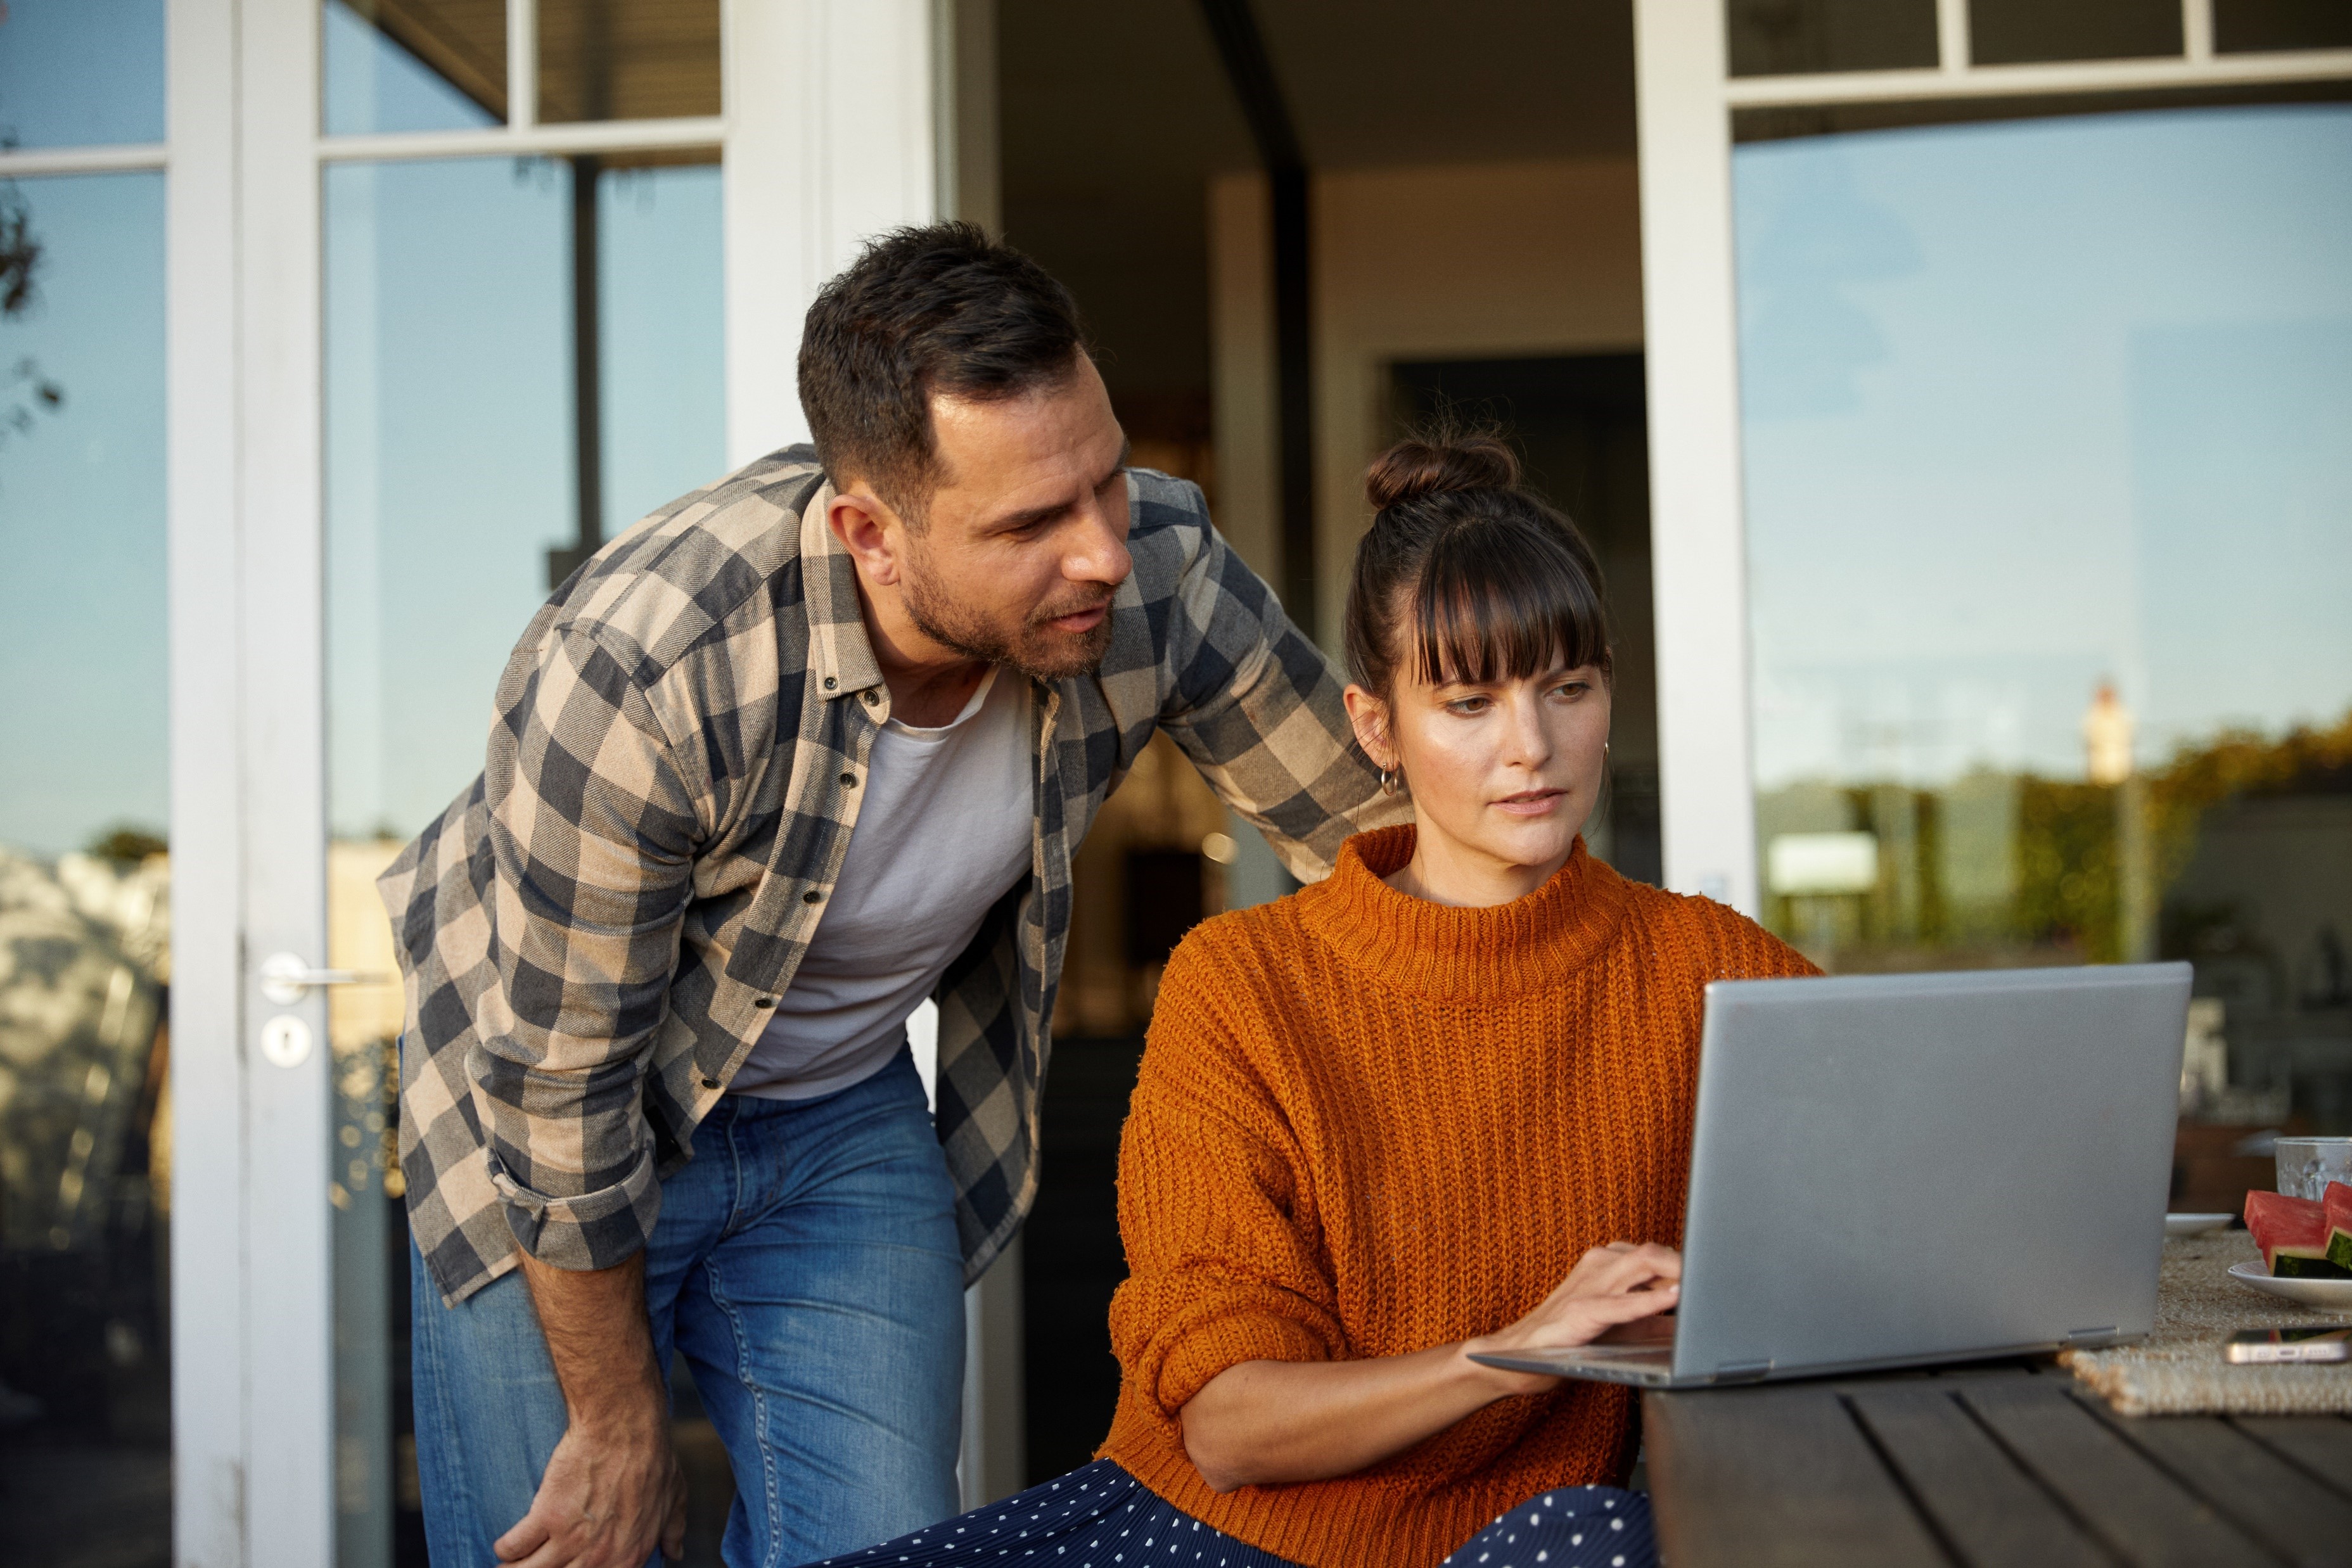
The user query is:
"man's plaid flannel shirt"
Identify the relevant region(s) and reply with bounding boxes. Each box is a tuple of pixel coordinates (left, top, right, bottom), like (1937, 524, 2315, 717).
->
(382, 445, 1403, 1306)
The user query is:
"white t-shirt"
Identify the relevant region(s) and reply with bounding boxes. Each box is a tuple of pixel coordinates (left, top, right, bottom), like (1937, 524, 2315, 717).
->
(730, 667, 1034, 1100)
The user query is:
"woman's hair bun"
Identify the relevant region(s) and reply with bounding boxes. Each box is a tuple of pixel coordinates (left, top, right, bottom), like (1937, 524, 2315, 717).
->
(1363, 431, 1521, 511)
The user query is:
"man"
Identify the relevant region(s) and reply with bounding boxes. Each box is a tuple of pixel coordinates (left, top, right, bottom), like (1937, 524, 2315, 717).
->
(382, 222, 1401, 1568)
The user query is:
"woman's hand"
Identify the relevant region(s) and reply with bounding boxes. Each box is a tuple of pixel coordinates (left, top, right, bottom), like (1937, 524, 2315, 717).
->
(1179, 1241, 1680, 1490)
(1462, 1242, 1682, 1397)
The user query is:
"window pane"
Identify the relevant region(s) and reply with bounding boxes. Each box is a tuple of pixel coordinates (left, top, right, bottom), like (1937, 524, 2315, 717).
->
(1969, 0, 2183, 65)
(325, 0, 507, 137)
(1727, 0, 1938, 78)
(1734, 106, 2352, 1121)
(323, 151, 723, 1564)
(2217, 0, 2352, 53)
(536, 0, 720, 123)
(0, 170, 171, 1563)
(0, 0, 165, 148)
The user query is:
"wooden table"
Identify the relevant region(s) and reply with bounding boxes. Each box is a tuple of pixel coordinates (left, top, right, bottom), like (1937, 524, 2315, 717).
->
(1644, 1361, 2352, 1567)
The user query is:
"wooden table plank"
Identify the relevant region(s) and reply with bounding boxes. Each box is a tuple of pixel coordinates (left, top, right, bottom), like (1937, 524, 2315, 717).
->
(1645, 1386, 1951, 1568)
(2233, 1418, 2352, 1496)
(1962, 1380, 2277, 1567)
(1847, 1386, 2110, 1567)
(2070, 1394, 2352, 1567)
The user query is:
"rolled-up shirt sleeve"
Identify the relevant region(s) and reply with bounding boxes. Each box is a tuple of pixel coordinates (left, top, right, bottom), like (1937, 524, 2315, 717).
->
(1108, 946, 1348, 1420)
(470, 621, 701, 1271)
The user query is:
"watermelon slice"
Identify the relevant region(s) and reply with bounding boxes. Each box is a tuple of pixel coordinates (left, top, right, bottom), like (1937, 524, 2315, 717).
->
(2326, 1182, 2352, 1272)
(2244, 1190, 2352, 1279)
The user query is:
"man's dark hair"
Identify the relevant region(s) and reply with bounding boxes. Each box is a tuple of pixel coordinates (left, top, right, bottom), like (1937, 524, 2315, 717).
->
(798, 221, 1088, 519)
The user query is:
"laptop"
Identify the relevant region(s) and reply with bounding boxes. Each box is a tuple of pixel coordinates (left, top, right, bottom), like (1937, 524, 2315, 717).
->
(1471, 962, 2192, 1389)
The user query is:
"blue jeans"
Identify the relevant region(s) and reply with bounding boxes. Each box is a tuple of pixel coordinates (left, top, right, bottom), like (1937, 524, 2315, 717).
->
(409, 1049, 966, 1567)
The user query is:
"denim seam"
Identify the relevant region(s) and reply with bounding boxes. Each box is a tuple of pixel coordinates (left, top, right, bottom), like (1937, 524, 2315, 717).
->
(416, 1263, 485, 1555)
(704, 1254, 786, 1567)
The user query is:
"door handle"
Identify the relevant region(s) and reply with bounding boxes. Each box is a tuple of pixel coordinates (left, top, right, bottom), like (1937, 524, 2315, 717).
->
(259, 951, 385, 1006)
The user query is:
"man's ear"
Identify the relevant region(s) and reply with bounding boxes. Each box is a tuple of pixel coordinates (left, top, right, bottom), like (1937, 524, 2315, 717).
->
(827, 488, 909, 587)
(1341, 684, 1395, 770)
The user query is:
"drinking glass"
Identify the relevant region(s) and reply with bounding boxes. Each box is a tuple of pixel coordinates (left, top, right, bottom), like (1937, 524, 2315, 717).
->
(2275, 1138, 2352, 1201)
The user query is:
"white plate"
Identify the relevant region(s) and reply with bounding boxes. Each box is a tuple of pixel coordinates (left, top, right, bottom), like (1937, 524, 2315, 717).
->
(2227, 1262, 2352, 1309)
(2166, 1212, 2235, 1237)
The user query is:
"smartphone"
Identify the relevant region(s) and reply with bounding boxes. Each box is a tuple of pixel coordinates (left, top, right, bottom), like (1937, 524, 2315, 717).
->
(2223, 1325, 2352, 1364)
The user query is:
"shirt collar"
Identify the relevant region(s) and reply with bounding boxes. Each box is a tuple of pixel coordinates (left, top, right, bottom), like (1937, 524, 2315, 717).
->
(800, 480, 886, 702)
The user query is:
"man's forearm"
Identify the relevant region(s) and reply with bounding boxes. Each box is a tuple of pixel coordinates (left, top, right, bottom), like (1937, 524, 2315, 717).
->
(516, 1247, 667, 1433)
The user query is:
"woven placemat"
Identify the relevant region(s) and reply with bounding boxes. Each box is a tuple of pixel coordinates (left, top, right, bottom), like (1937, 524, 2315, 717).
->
(2063, 1230, 2352, 1416)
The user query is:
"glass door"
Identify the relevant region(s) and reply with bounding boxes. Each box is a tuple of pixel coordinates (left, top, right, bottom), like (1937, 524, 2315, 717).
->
(0, 6, 174, 1565)
(169, 2, 959, 1563)
(321, 6, 725, 1561)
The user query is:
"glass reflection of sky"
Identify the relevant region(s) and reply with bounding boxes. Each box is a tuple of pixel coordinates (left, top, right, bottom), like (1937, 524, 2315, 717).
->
(325, 0, 499, 137)
(0, 174, 167, 857)
(1736, 106, 2352, 790)
(325, 16, 724, 842)
(0, 3, 724, 853)
(0, 0, 165, 149)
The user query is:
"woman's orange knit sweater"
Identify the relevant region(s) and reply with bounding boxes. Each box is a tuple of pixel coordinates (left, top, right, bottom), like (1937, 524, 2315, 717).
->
(1098, 824, 1816, 1567)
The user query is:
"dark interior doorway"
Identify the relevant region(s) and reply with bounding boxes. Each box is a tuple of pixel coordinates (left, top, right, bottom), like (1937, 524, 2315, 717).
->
(1391, 353, 1662, 887)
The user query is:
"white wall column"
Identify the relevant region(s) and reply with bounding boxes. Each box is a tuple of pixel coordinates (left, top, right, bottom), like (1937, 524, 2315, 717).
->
(1633, 0, 1758, 913)
(724, 0, 940, 462)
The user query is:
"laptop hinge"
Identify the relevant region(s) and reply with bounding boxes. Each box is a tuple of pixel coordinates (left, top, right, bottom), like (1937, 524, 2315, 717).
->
(2066, 1326, 2119, 1347)
(1712, 1360, 1773, 1383)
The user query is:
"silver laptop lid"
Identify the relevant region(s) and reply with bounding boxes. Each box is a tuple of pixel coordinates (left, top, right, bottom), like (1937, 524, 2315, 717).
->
(1671, 962, 2190, 1382)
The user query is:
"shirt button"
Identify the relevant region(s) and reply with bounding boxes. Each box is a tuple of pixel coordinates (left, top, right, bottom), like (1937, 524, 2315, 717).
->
(701, 1076, 720, 1090)
(822, 675, 836, 690)
(840, 771, 857, 787)
(861, 690, 878, 706)
(803, 889, 822, 903)
(752, 997, 775, 1009)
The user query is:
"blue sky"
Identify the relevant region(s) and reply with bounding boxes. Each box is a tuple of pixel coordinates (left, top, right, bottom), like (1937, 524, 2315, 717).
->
(0, 172, 167, 856)
(0, 0, 164, 150)
(1737, 105, 2352, 789)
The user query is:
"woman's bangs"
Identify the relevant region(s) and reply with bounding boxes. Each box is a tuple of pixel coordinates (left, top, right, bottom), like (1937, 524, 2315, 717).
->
(1410, 526, 1607, 689)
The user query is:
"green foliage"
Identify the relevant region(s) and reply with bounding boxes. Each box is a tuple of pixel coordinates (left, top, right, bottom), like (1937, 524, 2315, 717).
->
(1765, 706, 2352, 969)
(2012, 777, 2121, 961)
(86, 825, 168, 864)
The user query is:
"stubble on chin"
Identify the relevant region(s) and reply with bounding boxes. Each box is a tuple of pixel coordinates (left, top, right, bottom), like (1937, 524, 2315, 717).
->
(901, 551, 1113, 683)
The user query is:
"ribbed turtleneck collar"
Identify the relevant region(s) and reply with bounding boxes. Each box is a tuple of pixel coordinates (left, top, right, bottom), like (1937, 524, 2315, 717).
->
(1298, 824, 1630, 1000)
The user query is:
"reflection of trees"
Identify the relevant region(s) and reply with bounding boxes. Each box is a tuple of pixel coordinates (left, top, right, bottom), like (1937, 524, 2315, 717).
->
(1765, 706, 2352, 969)
(1, 119, 68, 450)
(0, 840, 171, 1436)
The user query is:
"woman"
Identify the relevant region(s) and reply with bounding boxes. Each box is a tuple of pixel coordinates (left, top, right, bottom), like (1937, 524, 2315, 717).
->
(822, 434, 1815, 1568)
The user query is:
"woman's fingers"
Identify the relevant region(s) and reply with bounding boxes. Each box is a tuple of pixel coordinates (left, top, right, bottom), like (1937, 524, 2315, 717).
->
(1512, 1281, 1681, 1349)
(1569, 1242, 1681, 1299)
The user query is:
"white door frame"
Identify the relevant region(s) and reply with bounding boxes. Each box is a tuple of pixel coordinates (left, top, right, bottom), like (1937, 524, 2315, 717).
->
(159, 1, 954, 1560)
(1629, 0, 2352, 919)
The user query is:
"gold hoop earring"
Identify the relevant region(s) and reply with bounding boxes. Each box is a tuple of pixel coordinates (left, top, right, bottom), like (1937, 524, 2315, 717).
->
(1379, 768, 1404, 799)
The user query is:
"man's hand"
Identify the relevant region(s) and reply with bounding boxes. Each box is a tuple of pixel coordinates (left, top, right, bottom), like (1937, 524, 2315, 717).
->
(499, 1250, 689, 1567)
(494, 1410, 686, 1568)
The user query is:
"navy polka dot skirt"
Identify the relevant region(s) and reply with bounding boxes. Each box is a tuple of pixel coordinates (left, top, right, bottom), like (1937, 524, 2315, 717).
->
(811, 1460, 1656, 1568)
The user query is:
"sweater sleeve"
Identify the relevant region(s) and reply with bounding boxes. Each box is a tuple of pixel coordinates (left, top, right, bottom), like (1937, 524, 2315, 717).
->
(1108, 939, 1349, 1420)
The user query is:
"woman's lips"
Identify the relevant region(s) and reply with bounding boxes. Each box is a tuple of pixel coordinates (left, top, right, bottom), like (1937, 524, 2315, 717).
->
(1493, 789, 1567, 817)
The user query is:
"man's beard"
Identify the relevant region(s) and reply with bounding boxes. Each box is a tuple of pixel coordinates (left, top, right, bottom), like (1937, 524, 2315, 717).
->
(900, 544, 1116, 682)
